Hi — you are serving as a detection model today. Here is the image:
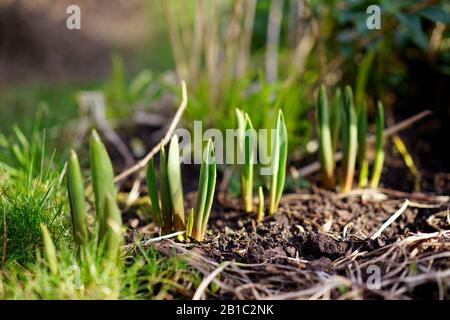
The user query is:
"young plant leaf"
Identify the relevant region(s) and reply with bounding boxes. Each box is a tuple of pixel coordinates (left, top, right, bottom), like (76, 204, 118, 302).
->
(146, 158, 161, 226)
(89, 130, 116, 240)
(243, 113, 255, 212)
(257, 186, 264, 222)
(186, 208, 194, 239)
(317, 85, 335, 189)
(201, 140, 216, 238)
(159, 146, 173, 234)
(340, 86, 358, 193)
(269, 109, 288, 215)
(67, 149, 88, 247)
(357, 102, 369, 188)
(101, 193, 123, 262)
(167, 135, 185, 235)
(193, 139, 216, 241)
(370, 102, 385, 188)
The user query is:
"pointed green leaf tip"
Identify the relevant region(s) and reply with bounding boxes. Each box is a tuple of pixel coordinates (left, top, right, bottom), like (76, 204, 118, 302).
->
(89, 129, 116, 241)
(168, 134, 185, 235)
(193, 139, 216, 241)
(40, 224, 58, 275)
(67, 149, 88, 247)
(269, 109, 288, 215)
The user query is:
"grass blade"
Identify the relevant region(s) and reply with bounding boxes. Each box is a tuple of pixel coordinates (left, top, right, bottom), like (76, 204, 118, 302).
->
(67, 149, 88, 247)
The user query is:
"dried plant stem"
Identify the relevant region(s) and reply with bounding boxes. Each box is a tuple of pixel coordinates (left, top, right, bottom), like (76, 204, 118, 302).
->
(114, 81, 188, 182)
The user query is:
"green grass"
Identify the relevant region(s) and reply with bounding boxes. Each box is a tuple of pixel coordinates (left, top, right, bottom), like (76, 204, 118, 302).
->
(0, 127, 68, 264)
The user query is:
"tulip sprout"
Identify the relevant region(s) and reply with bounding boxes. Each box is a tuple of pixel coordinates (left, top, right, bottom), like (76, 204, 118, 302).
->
(357, 102, 369, 188)
(67, 130, 123, 262)
(370, 102, 385, 188)
(190, 139, 216, 241)
(257, 186, 264, 222)
(67, 150, 88, 247)
(340, 86, 358, 193)
(316, 85, 335, 189)
(147, 137, 217, 242)
(316, 85, 386, 192)
(236, 109, 255, 213)
(269, 110, 288, 215)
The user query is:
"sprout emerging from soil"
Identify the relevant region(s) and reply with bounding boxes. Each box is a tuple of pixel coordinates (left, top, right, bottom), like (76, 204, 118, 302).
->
(189, 139, 216, 242)
(147, 135, 188, 239)
(67, 131, 123, 263)
(340, 86, 358, 193)
(370, 102, 385, 188)
(147, 137, 216, 242)
(67, 149, 88, 248)
(357, 102, 369, 188)
(236, 109, 255, 213)
(257, 186, 264, 222)
(167, 135, 186, 236)
(269, 110, 288, 215)
(316, 85, 335, 189)
(89, 129, 117, 241)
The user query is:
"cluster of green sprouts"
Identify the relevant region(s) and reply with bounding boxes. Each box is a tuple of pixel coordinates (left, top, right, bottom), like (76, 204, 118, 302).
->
(236, 109, 288, 221)
(317, 85, 385, 192)
(67, 130, 123, 262)
(37, 130, 123, 283)
(147, 136, 216, 242)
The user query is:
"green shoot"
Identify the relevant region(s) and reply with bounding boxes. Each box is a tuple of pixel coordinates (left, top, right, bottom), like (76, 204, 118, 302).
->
(340, 86, 358, 193)
(89, 129, 116, 241)
(357, 103, 369, 188)
(269, 110, 288, 215)
(330, 88, 342, 153)
(39, 224, 58, 275)
(167, 135, 185, 238)
(370, 102, 385, 188)
(192, 139, 216, 241)
(101, 193, 123, 262)
(317, 85, 334, 189)
(159, 146, 173, 234)
(146, 158, 161, 226)
(67, 149, 88, 248)
(257, 186, 264, 222)
(186, 208, 194, 239)
(236, 109, 255, 213)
